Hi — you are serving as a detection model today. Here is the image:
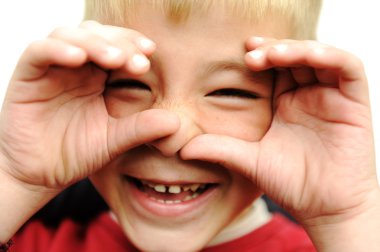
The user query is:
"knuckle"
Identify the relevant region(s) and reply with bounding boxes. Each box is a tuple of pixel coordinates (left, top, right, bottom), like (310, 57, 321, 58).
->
(122, 28, 141, 38)
(304, 40, 319, 48)
(349, 53, 364, 69)
(48, 26, 72, 39)
(25, 39, 48, 53)
(115, 29, 142, 43)
(79, 20, 100, 28)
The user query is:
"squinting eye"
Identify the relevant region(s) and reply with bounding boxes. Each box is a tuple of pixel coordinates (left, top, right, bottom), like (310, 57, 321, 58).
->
(107, 79, 151, 91)
(207, 88, 259, 99)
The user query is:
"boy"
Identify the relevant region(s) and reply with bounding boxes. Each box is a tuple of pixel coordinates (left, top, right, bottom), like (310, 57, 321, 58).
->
(1, 0, 379, 251)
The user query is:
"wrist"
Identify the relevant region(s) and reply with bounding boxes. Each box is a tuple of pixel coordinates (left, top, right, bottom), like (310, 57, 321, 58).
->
(0, 168, 59, 243)
(303, 188, 380, 252)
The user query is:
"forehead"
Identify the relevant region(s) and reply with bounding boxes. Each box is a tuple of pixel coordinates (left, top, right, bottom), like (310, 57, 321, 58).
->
(127, 0, 276, 24)
(125, 2, 291, 39)
(120, 0, 290, 22)
(95, 1, 292, 38)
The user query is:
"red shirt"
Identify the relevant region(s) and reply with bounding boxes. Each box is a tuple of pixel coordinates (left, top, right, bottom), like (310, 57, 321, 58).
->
(11, 213, 315, 252)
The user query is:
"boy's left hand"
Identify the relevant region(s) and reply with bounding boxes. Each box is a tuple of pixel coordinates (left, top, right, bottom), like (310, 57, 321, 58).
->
(181, 37, 380, 247)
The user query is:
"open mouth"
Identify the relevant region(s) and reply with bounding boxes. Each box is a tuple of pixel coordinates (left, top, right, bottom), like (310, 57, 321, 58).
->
(125, 175, 218, 205)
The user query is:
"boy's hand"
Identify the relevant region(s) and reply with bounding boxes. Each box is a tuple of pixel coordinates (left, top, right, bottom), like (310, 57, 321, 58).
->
(0, 20, 179, 190)
(181, 37, 380, 249)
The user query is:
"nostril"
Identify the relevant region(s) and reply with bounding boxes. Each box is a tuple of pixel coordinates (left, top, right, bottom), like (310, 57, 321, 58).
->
(145, 139, 182, 157)
(143, 114, 203, 157)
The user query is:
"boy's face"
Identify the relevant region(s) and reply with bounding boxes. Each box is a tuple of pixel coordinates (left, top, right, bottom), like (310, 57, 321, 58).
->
(91, 4, 290, 251)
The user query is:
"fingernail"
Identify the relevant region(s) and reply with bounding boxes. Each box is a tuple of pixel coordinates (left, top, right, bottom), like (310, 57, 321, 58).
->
(130, 54, 150, 70)
(251, 36, 265, 43)
(247, 50, 264, 59)
(274, 44, 288, 52)
(137, 38, 156, 51)
(66, 46, 84, 56)
(105, 46, 122, 58)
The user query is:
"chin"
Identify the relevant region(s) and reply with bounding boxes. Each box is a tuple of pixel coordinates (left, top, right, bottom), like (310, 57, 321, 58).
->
(124, 225, 215, 252)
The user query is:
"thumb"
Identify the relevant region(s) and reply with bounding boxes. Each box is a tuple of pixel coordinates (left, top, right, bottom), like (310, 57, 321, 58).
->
(180, 134, 260, 181)
(107, 109, 180, 159)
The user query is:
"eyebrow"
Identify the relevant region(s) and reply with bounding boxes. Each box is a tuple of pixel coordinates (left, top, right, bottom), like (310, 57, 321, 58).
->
(198, 59, 270, 83)
(201, 59, 249, 75)
(148, 56, 271, 84)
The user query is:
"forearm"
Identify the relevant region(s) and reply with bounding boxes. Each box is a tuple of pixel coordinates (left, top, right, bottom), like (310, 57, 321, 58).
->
(0, 169, 58, 243)
(304, 189, 380, 252)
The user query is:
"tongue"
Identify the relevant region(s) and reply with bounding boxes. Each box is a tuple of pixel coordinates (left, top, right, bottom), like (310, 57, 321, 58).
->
(142, 186, 194, 201)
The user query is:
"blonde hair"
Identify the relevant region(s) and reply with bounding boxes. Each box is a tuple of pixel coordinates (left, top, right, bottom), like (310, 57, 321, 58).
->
(84, 0, 322, 39)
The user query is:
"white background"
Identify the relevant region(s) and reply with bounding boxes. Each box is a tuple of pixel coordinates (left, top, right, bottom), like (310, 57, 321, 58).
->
(0, 1, 379, 179)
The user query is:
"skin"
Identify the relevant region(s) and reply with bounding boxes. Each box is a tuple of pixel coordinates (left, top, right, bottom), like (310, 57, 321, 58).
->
(1, 2, 379, 252)
(90, 6, 282, 251)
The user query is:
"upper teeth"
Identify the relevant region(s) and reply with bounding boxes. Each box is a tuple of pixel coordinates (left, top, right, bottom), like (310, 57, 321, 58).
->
(168, 185, 181, 194)
(154, 184, 166, 193)
(143, 181, 204, 194)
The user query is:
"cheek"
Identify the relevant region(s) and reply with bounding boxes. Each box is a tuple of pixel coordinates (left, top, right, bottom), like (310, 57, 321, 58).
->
(200, 100, 272, 141)
(104, 91, 152, 118)
(224, 173, 261, 218)
(89, 161, 122, 209)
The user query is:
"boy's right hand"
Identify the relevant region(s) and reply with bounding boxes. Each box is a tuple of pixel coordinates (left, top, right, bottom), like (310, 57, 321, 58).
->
(0, 21, 179, 191)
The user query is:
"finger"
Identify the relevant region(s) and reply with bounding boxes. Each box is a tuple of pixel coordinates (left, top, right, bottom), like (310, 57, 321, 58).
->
(49, 26, 150, 74)
(107, 109, 180, 159)
(79, 20, 156, 56)
(315, 68, 339, 85)
(79, 21, 155, 74)
(49, 26, 125, 68)
(290, 66, 318, 86)
(12, 38, 87, 81)
(180, 134, 259, 181)
(246, 40, 325, 70)
(245, 36, 276, 51)
(245, 40, 369, 104)
(273, 68, 297, 100)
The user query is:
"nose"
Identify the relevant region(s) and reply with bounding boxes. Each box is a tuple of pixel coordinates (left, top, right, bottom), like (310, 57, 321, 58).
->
(147, 101, 203, 157)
